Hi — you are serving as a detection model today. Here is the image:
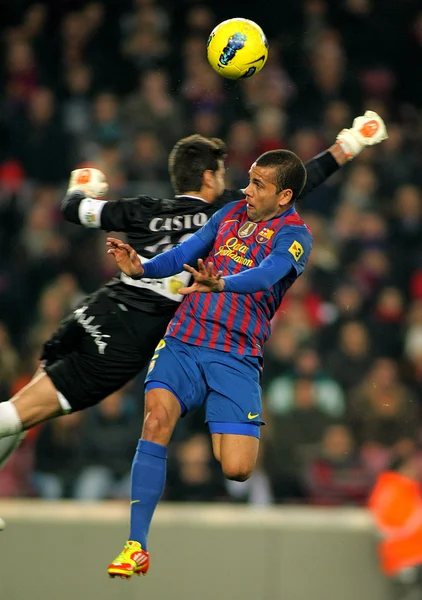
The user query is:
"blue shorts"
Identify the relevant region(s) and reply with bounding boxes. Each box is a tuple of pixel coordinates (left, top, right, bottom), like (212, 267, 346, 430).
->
(145, 336, 263, 438)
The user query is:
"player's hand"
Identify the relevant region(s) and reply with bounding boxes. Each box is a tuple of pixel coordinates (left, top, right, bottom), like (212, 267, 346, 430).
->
(106, 237, 144, 278)
(336, 110, 388, 159)
(67, 168, 109, 199)
(179, 259, 224, 294)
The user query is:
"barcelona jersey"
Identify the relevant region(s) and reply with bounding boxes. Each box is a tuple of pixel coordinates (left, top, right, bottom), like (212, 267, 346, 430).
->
(166, 200, 313, 357)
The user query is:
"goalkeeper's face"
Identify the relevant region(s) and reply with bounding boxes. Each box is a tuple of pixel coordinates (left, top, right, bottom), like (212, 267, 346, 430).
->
(211, 161, 226, 198)
(244, 165, 292, 222)
(202, 160, 225, 201)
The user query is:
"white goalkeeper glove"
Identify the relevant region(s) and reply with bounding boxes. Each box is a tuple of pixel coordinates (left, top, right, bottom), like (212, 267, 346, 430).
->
(67, 168, 109, 199)
(336, 110, 388, 160)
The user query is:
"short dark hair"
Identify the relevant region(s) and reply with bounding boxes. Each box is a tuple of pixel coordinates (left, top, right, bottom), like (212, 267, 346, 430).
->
(169, 134, 227, 194)
(255, 149, 307, 201)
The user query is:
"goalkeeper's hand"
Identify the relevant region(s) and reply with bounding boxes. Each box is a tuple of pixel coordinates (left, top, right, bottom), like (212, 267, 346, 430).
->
(67, 168, 109, 199)
(336, 110, 388, 160)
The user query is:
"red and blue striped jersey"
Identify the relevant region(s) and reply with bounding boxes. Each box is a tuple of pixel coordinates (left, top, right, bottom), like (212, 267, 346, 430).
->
(166, 200, 313, 357)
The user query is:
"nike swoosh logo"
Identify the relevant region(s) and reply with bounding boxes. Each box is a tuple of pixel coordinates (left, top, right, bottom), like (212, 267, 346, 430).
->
(130, 500, 140, 505)
(248, 412, 259, 420)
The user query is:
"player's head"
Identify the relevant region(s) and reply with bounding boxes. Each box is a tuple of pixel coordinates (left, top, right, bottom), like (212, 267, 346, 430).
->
(169, 134, 226, 200)
(243, 149, 307, 222)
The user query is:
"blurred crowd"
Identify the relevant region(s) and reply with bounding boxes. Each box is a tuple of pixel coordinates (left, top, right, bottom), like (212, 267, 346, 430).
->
(0, 0, 422, 505)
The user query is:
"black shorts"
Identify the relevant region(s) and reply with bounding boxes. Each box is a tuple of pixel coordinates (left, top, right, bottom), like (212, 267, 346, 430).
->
(42, 289, 173, 412)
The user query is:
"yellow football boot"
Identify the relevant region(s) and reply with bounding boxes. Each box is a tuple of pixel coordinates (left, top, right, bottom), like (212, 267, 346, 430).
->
(108, 541, 150, 579)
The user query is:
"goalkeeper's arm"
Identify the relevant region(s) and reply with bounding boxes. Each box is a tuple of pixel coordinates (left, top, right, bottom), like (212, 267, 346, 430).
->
(61, 168, 152, 232)
(298, 110, 388, 198)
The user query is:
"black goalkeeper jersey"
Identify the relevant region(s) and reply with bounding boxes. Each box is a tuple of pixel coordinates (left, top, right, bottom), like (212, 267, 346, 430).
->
(61, 150, 338, 313)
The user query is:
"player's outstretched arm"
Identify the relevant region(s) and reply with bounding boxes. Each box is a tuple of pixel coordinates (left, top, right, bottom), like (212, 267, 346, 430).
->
(107, 238, 144, 278)
(107, 231, 213, 280)
(62, 168, 159, 232)
(179, 254, 295, 295)
(300, 110, 388, 198)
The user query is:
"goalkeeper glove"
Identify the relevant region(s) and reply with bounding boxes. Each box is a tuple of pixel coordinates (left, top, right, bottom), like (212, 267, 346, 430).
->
(336, 110, 388, 160)
(67, 168, 109, 198)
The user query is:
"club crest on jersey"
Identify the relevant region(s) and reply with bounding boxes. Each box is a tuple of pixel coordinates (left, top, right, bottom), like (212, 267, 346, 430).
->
(288, 240, 304, 261)
(256, 228, 274, 244)
(238, 221, 257, 238)
(85, 211, 96, 223)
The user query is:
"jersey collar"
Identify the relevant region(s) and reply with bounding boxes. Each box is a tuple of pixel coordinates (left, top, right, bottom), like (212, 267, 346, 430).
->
(175, 194, 209, 204)
(264, 205, 296, 222)
(280, 205, 296, 218)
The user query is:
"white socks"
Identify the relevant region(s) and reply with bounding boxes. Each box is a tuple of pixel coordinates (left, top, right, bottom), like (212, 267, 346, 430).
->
(0, 402, 23, 437)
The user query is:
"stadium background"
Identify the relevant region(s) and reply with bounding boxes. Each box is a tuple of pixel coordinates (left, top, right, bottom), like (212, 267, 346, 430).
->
(0, 0, 421, 596)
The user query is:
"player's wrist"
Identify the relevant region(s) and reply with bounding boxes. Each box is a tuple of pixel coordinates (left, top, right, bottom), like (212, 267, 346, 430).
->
(130, 265, 144, 280)
(335, 130, 363, 160)
(217, 278, 225, 292)
(65, 189, 86, 201)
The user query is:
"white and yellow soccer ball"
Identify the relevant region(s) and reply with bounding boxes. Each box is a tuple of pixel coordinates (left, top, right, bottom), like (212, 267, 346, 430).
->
(207, 18, 269, 80)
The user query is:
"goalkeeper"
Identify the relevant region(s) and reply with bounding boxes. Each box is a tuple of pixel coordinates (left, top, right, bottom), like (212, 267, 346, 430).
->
(0, 112, 387, 481)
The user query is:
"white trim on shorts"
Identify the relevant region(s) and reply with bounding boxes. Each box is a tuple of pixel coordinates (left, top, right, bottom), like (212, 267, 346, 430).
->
(57, 390, 72, 413)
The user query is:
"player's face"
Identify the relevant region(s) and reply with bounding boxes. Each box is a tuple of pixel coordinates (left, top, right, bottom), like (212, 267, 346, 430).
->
(244, 164, 292, 222)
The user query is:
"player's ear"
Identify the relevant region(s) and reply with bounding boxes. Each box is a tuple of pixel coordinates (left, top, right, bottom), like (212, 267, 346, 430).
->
(203, 170, 215, 188)
(278, 188, 293, 206)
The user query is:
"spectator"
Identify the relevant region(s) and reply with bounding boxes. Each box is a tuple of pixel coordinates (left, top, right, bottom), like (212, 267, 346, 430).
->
(368, 286, 405, 358)
(349, 358, 419, 450)
(73, 389, 141, 500)
(122, 70, 185, 151)
(90, 92, 122, 147)
(166, 433, 228, 502)
(124, 131, 170, 196)
(325, 320, 373, 392)
(15, 88, 71, 183)
(62, 64, 92, 146)
(33, 413, 84, 499)
(263, 377, 334, 502)
(266, 346, 345, 418)
(305, 424, 372, 506)
(317, 281, 365, 354)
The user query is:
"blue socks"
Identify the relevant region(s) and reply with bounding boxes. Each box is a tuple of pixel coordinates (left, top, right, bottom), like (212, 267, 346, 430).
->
(129, 439, 167, 550)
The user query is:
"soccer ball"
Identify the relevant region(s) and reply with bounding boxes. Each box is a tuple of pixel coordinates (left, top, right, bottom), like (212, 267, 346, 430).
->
(207, 18, 269, 80)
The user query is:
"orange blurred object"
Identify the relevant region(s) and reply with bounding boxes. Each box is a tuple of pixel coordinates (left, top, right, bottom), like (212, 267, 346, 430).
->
(368, 471, 422, 575)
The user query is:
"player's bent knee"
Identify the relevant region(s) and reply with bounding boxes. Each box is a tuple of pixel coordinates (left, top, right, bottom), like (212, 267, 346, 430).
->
(222, 463, 254, 482)
(142, 391, 181, 445)
(142, 406, 171, 440)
